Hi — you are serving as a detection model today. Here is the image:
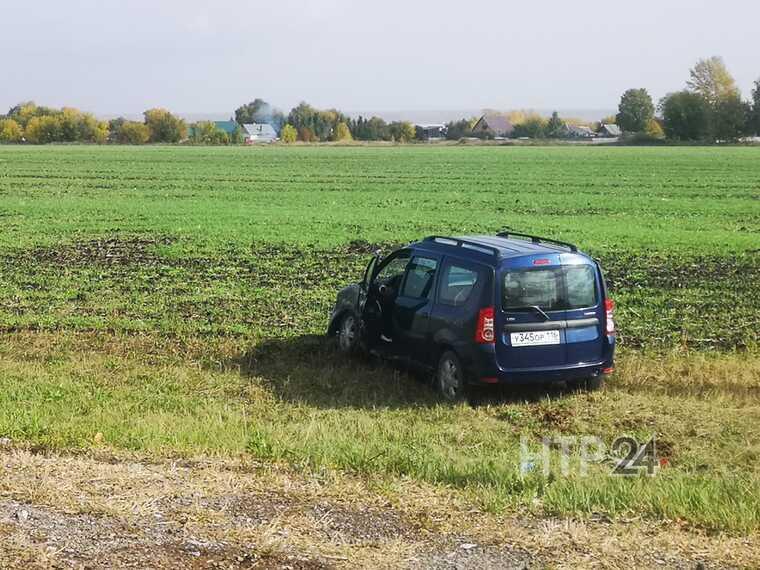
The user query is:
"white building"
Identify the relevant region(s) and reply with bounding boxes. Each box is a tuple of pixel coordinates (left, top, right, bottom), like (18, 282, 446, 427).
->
(243, 123, 278, 144)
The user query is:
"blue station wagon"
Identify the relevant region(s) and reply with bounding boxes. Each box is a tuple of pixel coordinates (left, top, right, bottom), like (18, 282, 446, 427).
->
(328, 232, 616, 400)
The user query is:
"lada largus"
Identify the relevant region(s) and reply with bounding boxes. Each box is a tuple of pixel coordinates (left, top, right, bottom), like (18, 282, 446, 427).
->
(328, 232, 616, 400)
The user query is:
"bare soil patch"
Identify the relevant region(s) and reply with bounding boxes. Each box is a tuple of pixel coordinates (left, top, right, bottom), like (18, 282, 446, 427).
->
(0, 448, 755, 569)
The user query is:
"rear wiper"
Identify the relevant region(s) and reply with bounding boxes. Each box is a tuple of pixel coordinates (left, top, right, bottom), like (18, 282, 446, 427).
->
(508, 305, 551, 321)
(528, 306, 551, 321)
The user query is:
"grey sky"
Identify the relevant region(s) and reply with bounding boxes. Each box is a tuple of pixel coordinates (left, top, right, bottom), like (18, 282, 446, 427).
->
(3, 0, 758, 119)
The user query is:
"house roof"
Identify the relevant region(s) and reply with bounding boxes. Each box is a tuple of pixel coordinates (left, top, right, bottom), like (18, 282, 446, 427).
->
(213, 121, 240, 135)
(243, 123, 277, 137)
(475, 114, 514, 136)
(566, 125, 595, 137)
(601, 123, 621, 136)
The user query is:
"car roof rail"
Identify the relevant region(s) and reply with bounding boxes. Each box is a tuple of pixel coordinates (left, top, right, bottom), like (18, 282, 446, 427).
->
(423, 236, 500, 258)
(496, 230, 578, 252)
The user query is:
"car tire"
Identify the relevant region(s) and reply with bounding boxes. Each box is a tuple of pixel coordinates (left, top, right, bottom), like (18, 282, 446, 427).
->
(436, 350, 466, 402)
(336, 312, 360, 355)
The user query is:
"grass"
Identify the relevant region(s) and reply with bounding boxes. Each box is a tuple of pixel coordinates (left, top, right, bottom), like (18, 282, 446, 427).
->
(0, 145, 759, 535)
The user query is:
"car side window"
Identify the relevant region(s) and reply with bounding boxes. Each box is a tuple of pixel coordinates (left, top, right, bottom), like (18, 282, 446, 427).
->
(438, 263, 479, 307)
(374, 252, 410, 286)
(401, 256, 438, 299)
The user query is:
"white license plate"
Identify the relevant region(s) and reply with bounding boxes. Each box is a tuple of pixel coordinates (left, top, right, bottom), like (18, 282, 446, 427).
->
(510, 330, 561, 347)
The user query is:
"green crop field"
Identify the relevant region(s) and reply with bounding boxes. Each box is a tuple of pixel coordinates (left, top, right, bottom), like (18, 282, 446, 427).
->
(0, 145, 759, 552)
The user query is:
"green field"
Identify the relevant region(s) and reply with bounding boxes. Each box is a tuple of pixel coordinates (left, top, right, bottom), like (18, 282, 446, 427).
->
(0, 145, 759, 536)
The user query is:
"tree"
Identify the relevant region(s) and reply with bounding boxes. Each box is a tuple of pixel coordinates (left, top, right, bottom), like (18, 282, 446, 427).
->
(445, 118, 476, 140)
(7, 102, 50, 128)
(118, 121, 150, 144)
(645, 118, 665, 139)
(235, 99, 285, 131)
(350, 116, 389, 140)
(108, 117, 126, 142)
(0, 119, 23, 142)
(24, 115, 63, 144)
(143, 108, 187, 143)
(297, 127, 317, 142)
(615, 88, 655, 133)
(712, 94, 750, 141)
(687, 56, 739, 106)
(659, 91, 711, 141)
(332, 122, 352, 141)
(512, 116, 547, 138)
(388, 121, 415, 142)
(600, 115, 616, 125)
(749, 79, 760, 136)
(280, 124, 297, 143)
(545, 111, 566, 138)
(288, 102, 349, 141)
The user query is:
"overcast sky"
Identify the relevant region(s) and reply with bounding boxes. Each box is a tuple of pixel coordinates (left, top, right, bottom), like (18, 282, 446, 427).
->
(2, 0, 758, 119)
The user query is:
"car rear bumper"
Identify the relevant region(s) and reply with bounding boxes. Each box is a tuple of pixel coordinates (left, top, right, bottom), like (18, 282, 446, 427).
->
(484, 361, 612, 385)
(463, 343, 614, 385)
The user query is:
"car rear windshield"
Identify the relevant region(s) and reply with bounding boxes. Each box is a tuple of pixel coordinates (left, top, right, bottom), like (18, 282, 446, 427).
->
(502, 265, 598, 311)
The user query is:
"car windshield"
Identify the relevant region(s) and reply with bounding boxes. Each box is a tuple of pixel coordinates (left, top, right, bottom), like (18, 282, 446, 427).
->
(502, 265, 598, 311)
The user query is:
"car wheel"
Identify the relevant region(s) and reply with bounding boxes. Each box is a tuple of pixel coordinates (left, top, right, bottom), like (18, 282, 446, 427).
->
(436, 351, 466, 401)
(337, 312, 359, 354)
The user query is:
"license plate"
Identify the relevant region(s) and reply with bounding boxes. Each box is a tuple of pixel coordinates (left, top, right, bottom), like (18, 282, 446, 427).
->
(510, 330, 561, 346)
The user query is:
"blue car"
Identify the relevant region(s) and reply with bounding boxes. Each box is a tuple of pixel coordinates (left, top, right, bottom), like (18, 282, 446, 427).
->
(328, 232, 616, 400)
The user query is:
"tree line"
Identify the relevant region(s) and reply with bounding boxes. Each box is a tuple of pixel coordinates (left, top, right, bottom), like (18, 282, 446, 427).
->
(615, 57, 760, 142)
(1, 56, 758, 145)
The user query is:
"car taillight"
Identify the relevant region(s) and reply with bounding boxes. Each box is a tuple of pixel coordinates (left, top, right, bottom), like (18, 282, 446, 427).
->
(475, 306, 495, 344)
(605, 298, 615, 335)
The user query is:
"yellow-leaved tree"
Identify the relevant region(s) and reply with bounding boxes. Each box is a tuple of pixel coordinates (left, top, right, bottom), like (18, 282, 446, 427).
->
(280, 124, 297, 143)
(0, 119, 23, 142)
(332, 122, 352, 141)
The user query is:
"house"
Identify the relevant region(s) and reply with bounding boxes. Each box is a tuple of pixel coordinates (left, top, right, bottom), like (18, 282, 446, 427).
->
(598, 123, 621, 138)
(471, 114, 514, 138)
(187, 120, 242, 141)
(415, 124, 447, 141)
(565, 125, 596, 139)
(243, 123, 278, 144)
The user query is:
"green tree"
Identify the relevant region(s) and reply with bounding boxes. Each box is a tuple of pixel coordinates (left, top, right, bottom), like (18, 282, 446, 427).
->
(332, 122, 352, 141)
(615, 88, 655, 133)
(118, 121, 150, 144)
(350, 116, 389, 140)
(0, 119, 23, 142)
(108, 117, 126, 142)
(545, 111, 566, 138)
(235, 99, 285, 131)
(388, 121, 415, 142)
(512, 116, 548, 138)
(687, 56, 739, 106)
(445, 118, 476, 140)
(749, 79, 760, 136)
(188, 121, 231, 144)
(288, 102, 349, 141)
(280, 123, 297, 143)
(143, 108, 187, 143)
(712, 94, 750, 141)
(659, 91, 711, 141)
